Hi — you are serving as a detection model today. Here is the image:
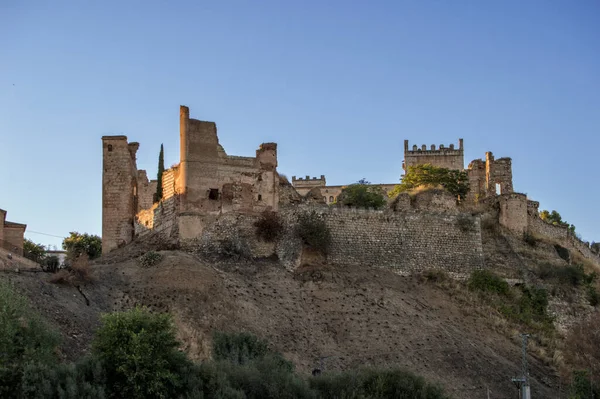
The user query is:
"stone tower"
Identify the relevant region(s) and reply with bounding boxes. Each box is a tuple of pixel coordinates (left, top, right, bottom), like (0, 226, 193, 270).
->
(101, 136, 139, 253)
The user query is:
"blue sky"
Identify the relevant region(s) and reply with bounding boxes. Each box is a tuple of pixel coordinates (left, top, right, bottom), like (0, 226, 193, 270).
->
(1, 0, 598, 249)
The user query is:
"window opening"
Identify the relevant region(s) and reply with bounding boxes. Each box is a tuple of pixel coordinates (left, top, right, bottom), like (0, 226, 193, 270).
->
(208, 188, 219, 200)
(495, 183, 501, 195)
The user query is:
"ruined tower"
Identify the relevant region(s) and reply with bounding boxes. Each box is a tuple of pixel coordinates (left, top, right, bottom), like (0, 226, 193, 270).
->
(101, 136, 139, 253)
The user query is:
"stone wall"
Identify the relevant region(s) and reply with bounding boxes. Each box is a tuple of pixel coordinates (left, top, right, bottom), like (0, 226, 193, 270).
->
(321, 207, 483, 275)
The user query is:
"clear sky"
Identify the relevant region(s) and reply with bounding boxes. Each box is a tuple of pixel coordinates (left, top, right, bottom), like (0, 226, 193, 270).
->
(1, 0, 598, 249)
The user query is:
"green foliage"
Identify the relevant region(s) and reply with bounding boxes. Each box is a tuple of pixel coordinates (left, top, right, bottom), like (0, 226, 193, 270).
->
(296, 211, 332, 255)
(42, 255, 60, 273)
(310, 367, 451, 399)
(92, 307, 192, 399)
(23, 238, 46, 263)
(537, 263, 596, 287)
(523, 231, 537, 246)
(139, 251, 163, 268)
(468, 270, 511, 297)
(20, 357, 107, 399)
(254, 211, 283, 242)
(62, 232, 102, 260)
(540, 209, 576, 234)
(586, 286, 599, 307)
(389, 164, 470, 200)
(212, 332, 270, 366)
(569, 370, 599, 399)
(337, 179, 386, 209)
(155, 143, 165, 203)
(0, 282, 61, 398)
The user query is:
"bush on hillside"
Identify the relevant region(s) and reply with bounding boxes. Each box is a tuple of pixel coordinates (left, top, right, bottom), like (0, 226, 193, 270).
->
(468, 270, 511, 297)
(254, 211, 283, 242)
(296, 211, 331, 255)
(92, 307, 192, 399)
(388, 164, 470, 200)
(310, 367, 451, 399)
(0, 282, 61, 398)
(139, 251, 163, 268)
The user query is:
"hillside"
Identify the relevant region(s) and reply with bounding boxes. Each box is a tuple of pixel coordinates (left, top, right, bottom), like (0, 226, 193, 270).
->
(5, 228, 597, 398)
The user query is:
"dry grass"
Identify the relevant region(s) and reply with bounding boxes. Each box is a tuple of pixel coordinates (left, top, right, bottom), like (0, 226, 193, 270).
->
(48, 257, 94, 285)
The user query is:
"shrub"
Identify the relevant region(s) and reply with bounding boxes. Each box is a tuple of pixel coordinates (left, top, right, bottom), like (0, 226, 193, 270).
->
(537, 263, 596, 287)
(42, 255, 60, 273)
(310, 367, 451, 399)
(92, 307, 192, 399)
(139, 251, 163, 268)
(388, 164, 470, 200)
(468, 270, 511, 297)
(23, 239, 46, 263)
(0, 282, 61, 397)
(337, 179, 386, 209)
(213, 332, 270, 366)
(20, 357, 107, 399)
(295, 211, 331, 255)
(587, 286, 599, 307)
(254, 211, 283, 242)
(523, 231, 537, 246)
(50, 257, 94, 285)
(456, 215, 475, 232)
(219, 234, 251, 260)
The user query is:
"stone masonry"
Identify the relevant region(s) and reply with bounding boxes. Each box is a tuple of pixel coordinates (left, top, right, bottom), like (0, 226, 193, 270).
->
(0, 208, 27, 255)
(102, 106, 279, 253)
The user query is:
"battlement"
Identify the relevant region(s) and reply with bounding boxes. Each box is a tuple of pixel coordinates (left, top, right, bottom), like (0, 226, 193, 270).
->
(291, 175, 326, 183)
(404, 139, 464, 154)
(403, 138, 465, 171)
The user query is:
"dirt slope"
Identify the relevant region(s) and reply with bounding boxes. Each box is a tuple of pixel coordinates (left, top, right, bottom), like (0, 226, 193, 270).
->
(1, 250, 560, 399)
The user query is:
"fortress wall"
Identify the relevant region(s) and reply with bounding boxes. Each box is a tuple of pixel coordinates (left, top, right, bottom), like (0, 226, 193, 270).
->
(528, 214, 600, 266)
(323, 208, 484, 274)
(278, 206, 484, 275)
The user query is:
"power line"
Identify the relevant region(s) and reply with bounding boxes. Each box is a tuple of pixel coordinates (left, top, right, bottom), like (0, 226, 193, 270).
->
(26, 230, 67, 239)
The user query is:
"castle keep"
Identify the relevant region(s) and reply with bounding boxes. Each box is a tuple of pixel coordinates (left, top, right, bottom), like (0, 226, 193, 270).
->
(102, 106, 278, 253)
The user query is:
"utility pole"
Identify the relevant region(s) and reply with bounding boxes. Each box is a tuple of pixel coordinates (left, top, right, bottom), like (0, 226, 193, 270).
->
(511, 333, 531, 399)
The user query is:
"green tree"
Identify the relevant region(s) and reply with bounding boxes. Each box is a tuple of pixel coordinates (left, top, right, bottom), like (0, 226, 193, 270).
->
(155, 143, 165, 203)
(337, 179, 386, 209)
(389, 164, 470, 200)
(540, 209, 576, 233)
(92, 307, 191, 399)
(62, 232, 102, 260)
(0, 282, 61, 398)
(23, 238, 46, 263)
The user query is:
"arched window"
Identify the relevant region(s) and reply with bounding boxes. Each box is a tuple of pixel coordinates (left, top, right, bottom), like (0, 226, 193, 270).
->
(329, 196, 334, 202)
(107, 144, 113, 152)
(258, 194, 262, 201)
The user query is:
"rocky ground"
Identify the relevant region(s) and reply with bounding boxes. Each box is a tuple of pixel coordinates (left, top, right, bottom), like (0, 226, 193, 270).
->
(2, 244, 568, 399)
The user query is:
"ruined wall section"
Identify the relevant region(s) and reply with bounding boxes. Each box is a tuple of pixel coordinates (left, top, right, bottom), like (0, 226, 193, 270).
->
(3, 223, 26, 255)
(137, 170, 157, 212)
(102, 136, 139, 253)
(467, 152, 514, 200)
(135, 166, 180, 240)
(403, 139, 464, 171)
(323, 208, 483, 274)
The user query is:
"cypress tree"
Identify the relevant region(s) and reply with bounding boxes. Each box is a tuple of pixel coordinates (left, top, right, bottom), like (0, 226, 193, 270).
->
(155, 144, 164, 202)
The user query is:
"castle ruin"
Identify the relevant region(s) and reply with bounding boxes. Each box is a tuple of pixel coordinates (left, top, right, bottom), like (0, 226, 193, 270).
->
(102, 106, 278, 253)
(101, 106, 600, 270)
